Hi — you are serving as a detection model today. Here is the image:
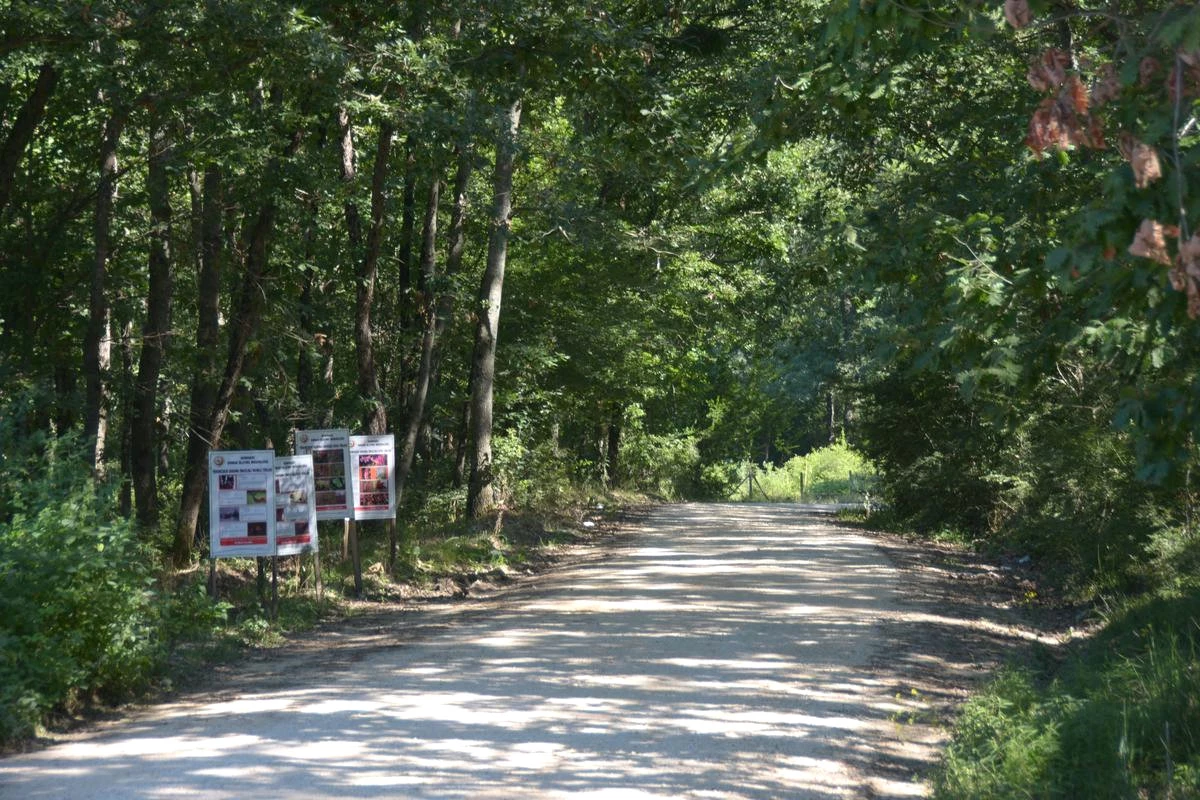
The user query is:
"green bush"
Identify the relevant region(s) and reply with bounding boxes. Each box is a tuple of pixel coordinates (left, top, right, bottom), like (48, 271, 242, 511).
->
(491, 430, 579, 510)
(933, 585, 1200, 799)
(730, 442, 876, 502)
(0, 480, 161, 742)
(619, 428, 701, 499)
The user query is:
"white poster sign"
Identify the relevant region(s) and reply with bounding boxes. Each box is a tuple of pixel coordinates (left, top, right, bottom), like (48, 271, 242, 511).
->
(208, 450, 276, 558)
(349, 433, 396, 520)
(274, 454, 318, 557)
(293, 428, 352, 520)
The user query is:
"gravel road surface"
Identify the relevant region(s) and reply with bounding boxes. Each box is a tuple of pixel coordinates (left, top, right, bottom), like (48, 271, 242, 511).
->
(0, 503, 942, 799)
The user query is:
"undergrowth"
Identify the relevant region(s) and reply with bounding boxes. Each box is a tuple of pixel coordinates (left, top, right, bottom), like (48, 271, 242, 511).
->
(728, 441, 877, 503)
(933, 582, 1200, 799)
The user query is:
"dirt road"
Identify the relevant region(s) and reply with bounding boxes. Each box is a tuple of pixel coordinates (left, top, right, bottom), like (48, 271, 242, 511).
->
(0, 503, 996, 799)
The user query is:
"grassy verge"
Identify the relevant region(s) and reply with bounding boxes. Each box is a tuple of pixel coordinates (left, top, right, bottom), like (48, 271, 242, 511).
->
(932, 582, 1200, 799)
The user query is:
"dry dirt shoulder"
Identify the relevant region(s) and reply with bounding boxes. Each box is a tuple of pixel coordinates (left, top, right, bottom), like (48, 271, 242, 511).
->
(856, 526, 1084, 795)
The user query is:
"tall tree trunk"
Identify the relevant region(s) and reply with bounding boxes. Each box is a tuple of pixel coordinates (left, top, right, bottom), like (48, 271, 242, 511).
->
(467, 97, 521, 519)
(132, 121, 173, 528)
(432, 141, 474, 485)
(453, 397, 471, 489)
(429, 141, 473, 387)
(172, 185, 282, 566)
(297, 196, 322, 422)
(173, 166, 224, 564)
(0, 62, 57, 218)
(396, 177, 442, 508)
(83, 107, 127, 477)
(117, 318, 135, 516)
(396, 139, 417, 345)
(826, 390, 836, 444)
(606, 406, 621, 488)
(356, 120, 392, 434)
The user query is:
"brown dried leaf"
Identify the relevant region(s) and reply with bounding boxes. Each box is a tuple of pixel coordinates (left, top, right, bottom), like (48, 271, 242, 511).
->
(1169, 262, 1189, 292)
(1082, 115, 1106, 149)
(1028, 48, 1071, 92)
(1167, 54, 1200, 102)
(1180, 233, 1200, 277)
(1090, 63, 1122, 106)
(1026, 98, 1060, 154)
(1004, 0, 1032, 29)
(1065, 74, 1089, 114)
(1130, 140, 1162, 189)
(1026, 97, 1092, 153)
(1128, 219, 1173, 266)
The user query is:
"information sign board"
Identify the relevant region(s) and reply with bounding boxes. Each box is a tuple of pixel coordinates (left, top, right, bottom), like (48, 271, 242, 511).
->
(293, 428, 352, 520)
(208, 450, 276, 558)
(274, 454, 318, 557)
(348, 434, 396, 520)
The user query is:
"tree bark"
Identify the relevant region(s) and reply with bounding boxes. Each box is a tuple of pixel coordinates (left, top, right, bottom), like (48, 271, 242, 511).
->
(173, 166, 224, 564)
(132, 121, 174, 528)
(117, 318, 135, 517)
(0, 61, 57, 218)
(396, 177, 442, 507)
(355, 119, 392, 434)
(606, 407, 621, 488)
(172, 188, 281, 566)
(83, 107, 127, 477)
(467, 97, 521, 519)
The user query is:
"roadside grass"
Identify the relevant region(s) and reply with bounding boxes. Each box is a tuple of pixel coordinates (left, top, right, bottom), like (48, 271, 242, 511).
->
(932, 581, 1200, 799)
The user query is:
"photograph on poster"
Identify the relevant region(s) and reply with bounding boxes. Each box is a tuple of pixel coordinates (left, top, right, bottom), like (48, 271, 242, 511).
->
(289, 489, 307, 503)
(313, 449, 341, 464)
(294, 521, 309, 537)
(247, 521, 267, 537)
(276, 508, 285, 522)
(316, 490, 346, 506)
(358, 454, 386, 467)
(219, 475, 236, 490)
(219, 506, 240, 521)
(240, 504, 267, 521)
(246, 489, 267, 505)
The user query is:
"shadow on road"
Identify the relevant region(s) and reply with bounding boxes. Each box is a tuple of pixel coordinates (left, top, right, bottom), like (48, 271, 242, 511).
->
(1, 503, 980, 799)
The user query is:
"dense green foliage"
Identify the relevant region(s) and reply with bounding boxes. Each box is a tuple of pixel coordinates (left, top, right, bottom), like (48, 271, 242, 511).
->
(1, 0, 1199, 787)
(0, 485, 156, 740)
(730, 441, 876, 503)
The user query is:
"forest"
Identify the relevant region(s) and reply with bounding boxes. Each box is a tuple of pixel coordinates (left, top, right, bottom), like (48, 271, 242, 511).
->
(1, 0, 1199, 796)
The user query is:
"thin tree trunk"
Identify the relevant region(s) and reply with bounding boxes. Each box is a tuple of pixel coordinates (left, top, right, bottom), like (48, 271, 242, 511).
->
(396, 177, 441, 506)
(173, 166, 224, 564)
(0, 61, 57, 218)
(453, 397, 471, 488)
(132, 121, 173, 528)
(467, 97, 521, 519)
(429, 140, 473, 388)
(607, 407, 621, 488)
(297, 196, 321, 422)
(827, 390, 836, 444)
(356, 120, 392, 434)
(397, 139, 417, 343)
(391, 176, 441, 566)
(117, 318, 135, 516)
(83, 107, 127, 477)
(172, 193, 281, 566)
